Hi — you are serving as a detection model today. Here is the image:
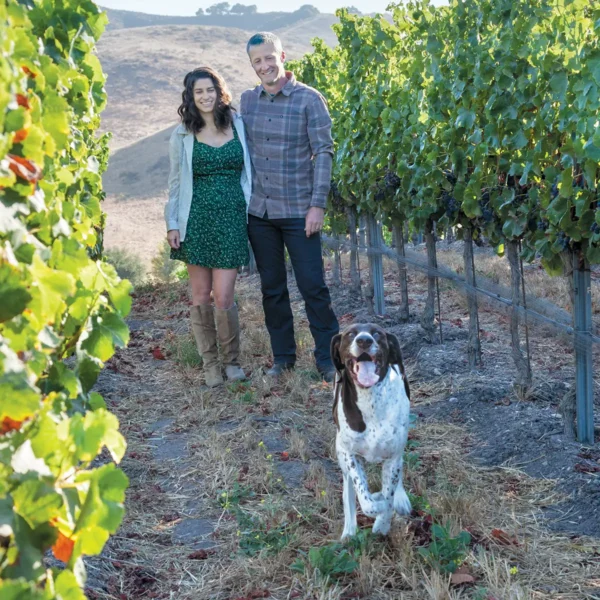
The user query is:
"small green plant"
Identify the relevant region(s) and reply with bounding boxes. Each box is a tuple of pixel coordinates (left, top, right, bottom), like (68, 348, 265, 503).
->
(408, 491, 430, 514)
(472, 588, 493, 600)
(228, 381, 256, 403)
(290, 531, 378, 583)
(151, 240, 180, 282)
(227, 380, 251, 394)
(236, 511, 291, 556)
(418, 521, 471, 574)
(104, 247, 147, 287)
(166, 334, 202, 368)
(404, 438, 422, 470)
(344, 528, 379, 556)
(291, 543, 359, 581)
(409, 412, 418, 429)
(216, 482, 255, 509)
(175, 262, 189, 280)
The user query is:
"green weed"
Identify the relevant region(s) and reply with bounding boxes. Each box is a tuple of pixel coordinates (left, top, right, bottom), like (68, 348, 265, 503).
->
(227, 381, 256, 403)
(404, 438, 422, 470)
(104, 247, 146, 287)
(290, 530, 378, 583)
(166, 334, 201, 368)
(216, 482, 256, 509)
(418, 521, 471, 574)
(236, 511, 292, 556)
(291, 544, 358, 581)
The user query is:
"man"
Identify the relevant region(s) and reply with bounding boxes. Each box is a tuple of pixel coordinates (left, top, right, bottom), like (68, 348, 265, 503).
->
(241, 32, 339, 382)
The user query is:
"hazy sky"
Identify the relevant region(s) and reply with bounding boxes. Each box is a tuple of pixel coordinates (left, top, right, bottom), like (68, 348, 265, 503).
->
(99, 1, 446, 17)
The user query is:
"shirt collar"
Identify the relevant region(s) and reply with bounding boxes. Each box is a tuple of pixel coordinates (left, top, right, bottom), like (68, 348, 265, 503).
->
(255, 71, 297, 97)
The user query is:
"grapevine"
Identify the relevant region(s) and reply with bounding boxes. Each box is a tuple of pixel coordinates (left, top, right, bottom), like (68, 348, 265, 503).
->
(1, 1, 129, 597)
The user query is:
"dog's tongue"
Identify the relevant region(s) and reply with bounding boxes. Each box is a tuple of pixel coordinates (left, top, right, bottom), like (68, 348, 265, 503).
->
(356, 361, 378, 387)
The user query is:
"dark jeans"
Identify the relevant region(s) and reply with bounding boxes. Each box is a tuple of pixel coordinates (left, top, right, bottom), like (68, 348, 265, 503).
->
(248, 214, 339, 368)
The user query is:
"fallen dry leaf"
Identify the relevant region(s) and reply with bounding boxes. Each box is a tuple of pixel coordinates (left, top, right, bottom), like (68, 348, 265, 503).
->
(575, 462, 600, 474)
(491, 528, 519, 546)
(151, 346, 166, 360)
(450, 566, 475, 586)
(187, 549, 214, 560)
(280, 451, 290, 461)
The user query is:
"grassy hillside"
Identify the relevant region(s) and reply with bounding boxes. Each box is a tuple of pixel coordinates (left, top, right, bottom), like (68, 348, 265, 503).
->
(97, 9, 339, 260)
(101, 5, 329, 33)
(96, 22, 334, 151)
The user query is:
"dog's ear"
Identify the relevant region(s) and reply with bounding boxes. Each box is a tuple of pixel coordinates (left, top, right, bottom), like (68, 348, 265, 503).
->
(387, 332, 410, 400)
(386, 332, 403, 365)
(330, 333, 344, 373)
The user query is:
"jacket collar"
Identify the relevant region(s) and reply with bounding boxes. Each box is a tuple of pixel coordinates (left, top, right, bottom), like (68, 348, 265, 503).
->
(254, 71, 297, 98)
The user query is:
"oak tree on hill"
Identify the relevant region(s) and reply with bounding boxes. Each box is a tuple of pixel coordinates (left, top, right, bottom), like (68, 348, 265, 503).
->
(206, 2, 230, 15)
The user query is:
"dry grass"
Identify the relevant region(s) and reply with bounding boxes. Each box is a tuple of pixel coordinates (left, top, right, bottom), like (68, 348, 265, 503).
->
(89, 272, 600, 600)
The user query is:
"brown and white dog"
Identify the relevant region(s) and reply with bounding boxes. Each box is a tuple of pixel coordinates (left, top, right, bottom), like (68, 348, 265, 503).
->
(331, 323, 411, 538)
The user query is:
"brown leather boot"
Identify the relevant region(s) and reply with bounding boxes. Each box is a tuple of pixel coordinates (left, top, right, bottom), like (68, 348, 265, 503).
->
(190, 304, 223, 388)
(214, 304, 246, 382)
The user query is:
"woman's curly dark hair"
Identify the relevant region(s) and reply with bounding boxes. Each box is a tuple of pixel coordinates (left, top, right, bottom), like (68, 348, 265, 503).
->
(178, 67, 234, 134)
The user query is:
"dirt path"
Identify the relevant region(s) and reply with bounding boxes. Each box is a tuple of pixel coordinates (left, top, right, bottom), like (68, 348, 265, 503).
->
(86, 269, 600, 599)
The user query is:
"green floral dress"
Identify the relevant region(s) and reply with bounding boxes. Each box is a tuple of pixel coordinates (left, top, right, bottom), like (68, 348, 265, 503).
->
(171, 127, 249, 268)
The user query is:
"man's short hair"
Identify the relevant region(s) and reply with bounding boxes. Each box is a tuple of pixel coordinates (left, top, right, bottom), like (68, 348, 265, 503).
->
(246, 32, 283, 55)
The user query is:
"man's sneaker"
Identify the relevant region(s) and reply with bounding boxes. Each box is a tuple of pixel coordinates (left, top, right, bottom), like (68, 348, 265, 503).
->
(265, 363, 295, 377)
(317, 364, 336, 384)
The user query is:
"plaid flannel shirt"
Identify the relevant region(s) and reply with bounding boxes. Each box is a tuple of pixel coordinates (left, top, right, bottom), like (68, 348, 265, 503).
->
(240, 72, 333, 219)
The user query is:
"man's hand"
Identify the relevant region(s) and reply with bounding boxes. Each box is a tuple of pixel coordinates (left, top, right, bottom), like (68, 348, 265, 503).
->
(167, 229, 180, 249)
(305, 207, 325, 237)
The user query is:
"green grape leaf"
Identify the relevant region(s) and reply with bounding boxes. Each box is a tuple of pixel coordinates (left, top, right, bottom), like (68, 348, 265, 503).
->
(0, 263, 31, 322)
(81, 311, 129, 362)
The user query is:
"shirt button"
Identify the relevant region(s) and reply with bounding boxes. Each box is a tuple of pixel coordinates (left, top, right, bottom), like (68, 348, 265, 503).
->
(270, 99, 274, 103)
(268, 118, 271, 122)
(266, 195, 270, 198)
(266, 158, 269, 161)
(266, 138, 270, 141)
(266, 176, 269, 180)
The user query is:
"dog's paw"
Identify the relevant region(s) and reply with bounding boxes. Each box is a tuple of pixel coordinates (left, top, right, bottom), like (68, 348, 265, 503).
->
(340, 525, 357, 540)
(393, 487, 412, 516)
(372, 513, 392, 536)
(360, 497, 388, 518)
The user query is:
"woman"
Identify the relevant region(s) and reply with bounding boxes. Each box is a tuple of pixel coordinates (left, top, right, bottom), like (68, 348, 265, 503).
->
(165, 67, 252, 387)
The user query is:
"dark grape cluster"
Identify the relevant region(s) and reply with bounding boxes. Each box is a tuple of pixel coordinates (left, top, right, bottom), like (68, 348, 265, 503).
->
(443, 169, 457, 186)
(537, 219, 549, 231)
(551, 182, 559, 199)
(374, 187, 386, 202)
(441, 191, 458, 217)
(591, 222, 600, 235)
(329, 180, 346, 213)
(556, 232, 571, 250)
(478, 190, 494, 223)
(384, 169, 401, 190)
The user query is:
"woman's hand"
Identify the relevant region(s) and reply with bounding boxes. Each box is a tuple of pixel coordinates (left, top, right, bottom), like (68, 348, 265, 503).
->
(167, 229, 181, 249)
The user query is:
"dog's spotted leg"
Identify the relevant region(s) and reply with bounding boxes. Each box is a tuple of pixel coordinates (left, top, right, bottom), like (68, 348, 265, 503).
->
(338, 447, 387, 521)
(386, 455, 411, 517)
(372, 458, 398, 535)
(341, 472, 357, 539)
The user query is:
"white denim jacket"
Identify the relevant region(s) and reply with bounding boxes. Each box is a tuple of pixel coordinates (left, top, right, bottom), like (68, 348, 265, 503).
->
(164, 113, 252, 242)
